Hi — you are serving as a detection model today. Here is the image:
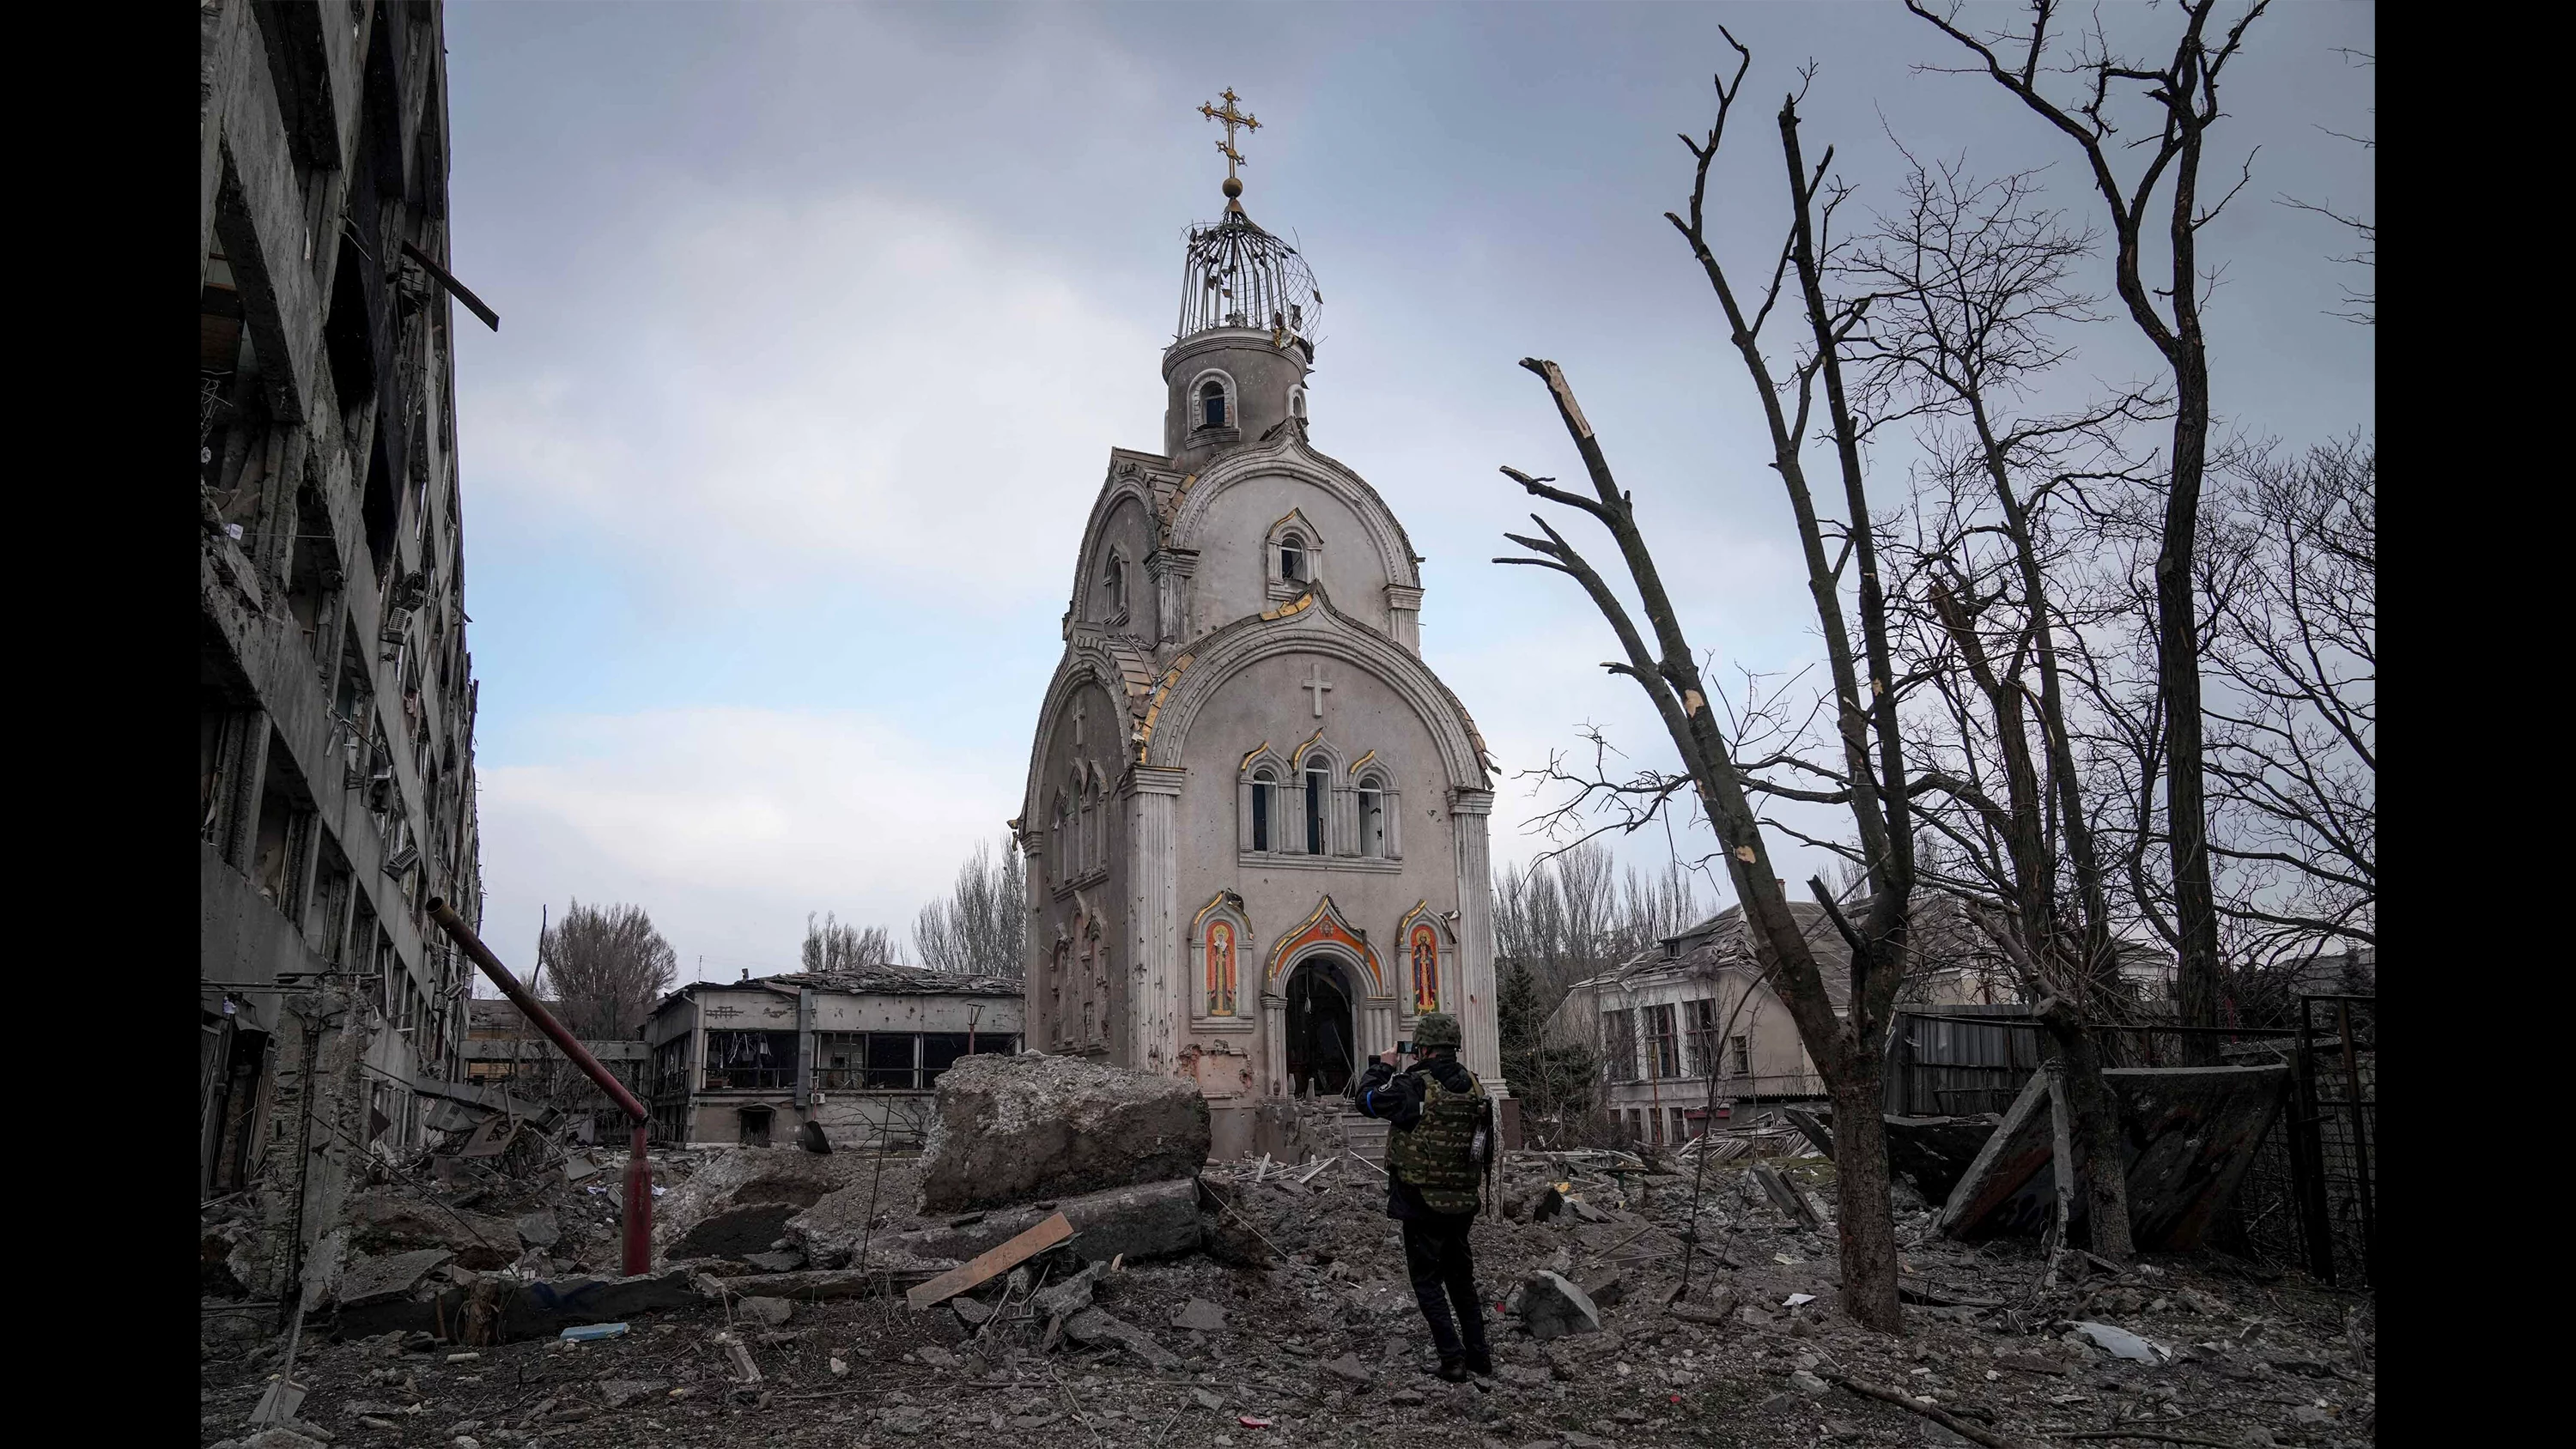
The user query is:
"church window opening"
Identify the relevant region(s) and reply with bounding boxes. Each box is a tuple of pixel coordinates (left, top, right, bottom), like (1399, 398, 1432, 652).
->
(1206, 919, 1238, 1016)
(1200, 379, 1226, 428)
(1358, 777, 1385, 857)
(1304, 765, 1327, 854)
(1050, 795, 1069, 876)
(1409, 921, 1440, 1014)
(1103, 554, 1127, 618)
(1251, 769, 1273, 852)
(1291, 388, 1306, 420)
(1279, 533, 1306, 582)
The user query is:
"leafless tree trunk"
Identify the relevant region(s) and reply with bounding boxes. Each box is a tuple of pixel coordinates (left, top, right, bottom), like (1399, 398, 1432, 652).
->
(1910, 0, 2273, 1062)
(1496, 37, 1918, 1331)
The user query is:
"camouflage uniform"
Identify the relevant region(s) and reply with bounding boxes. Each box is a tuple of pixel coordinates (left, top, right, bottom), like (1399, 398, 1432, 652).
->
(1356, 1013, 1493, 1379)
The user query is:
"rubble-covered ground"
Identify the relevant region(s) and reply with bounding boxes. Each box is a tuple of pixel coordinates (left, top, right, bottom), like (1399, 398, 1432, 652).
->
(203, 1145, 2374, 1449)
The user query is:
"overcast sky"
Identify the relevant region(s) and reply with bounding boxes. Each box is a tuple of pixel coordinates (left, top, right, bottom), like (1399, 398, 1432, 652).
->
(443, 1, 2372, 985)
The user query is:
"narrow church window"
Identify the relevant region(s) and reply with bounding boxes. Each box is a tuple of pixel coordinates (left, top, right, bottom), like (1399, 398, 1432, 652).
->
(1200, 379, 1226, 428)
(1358, 779, 1385, 857)
(1051, 796, 1068, 875)
(1305, 765, 1327, 854)
(1103, 555, 1126, 616)
(1251, 769, 1273, 852)
(1280, 534, 1305, 582)
(1291, 390, 1306, 419)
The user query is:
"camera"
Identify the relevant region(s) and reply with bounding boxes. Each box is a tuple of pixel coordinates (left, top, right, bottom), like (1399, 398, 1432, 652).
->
(1395, 1040, 1414, 1055)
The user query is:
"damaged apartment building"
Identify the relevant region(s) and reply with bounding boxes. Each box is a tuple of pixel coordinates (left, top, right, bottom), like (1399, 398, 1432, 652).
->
(645, 965, 1024, 1150)
(200, 0, 489, 1302)
(1547, 896, 2025, 1146)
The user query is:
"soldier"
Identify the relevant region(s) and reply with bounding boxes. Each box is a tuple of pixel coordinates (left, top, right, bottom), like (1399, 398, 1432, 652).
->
(1355, 1011, 1494, 1382)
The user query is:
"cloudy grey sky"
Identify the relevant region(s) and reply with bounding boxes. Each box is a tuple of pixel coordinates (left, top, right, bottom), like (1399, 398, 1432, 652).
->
(443, 0, 2372, 983)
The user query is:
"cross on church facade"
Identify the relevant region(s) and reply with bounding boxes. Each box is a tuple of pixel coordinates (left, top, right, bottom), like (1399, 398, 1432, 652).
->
(1301, 662, 1333, 718)
(1199, 88, 1261, 185)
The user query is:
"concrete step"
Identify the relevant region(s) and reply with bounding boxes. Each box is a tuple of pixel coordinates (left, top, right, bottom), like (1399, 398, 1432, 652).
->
(1336, 1113, 1390, 1168)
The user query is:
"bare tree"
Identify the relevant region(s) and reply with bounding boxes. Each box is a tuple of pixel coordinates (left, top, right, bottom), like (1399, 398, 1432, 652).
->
(2202, 434, 2374, 959)
(1910, 0, 2275, 1061)
(801, 912, 898, 972)
(1493, 841, 1707, 1010)
(1496, 38, 1923, 1331)
(912, 834, 1027, 978)
(2279, 48, 2372, 325)
(541, 899, 677, 1040)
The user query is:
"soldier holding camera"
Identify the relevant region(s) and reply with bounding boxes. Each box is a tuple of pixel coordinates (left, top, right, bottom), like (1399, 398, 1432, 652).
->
(1354, 1011, 1495, 1383)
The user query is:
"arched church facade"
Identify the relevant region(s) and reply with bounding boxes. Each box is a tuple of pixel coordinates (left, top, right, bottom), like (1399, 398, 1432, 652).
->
(1016, 118, 1504, 1159)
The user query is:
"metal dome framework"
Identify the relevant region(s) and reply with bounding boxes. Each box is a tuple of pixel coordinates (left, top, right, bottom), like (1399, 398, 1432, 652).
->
(1178, 211, 1322, 352)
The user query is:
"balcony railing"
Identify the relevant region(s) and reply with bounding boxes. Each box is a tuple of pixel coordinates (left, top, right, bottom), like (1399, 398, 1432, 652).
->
(702, 1067, 794, 1091)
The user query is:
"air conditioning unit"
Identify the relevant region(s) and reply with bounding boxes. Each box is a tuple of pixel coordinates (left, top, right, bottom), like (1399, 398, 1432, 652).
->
(384, 846, 419, 876)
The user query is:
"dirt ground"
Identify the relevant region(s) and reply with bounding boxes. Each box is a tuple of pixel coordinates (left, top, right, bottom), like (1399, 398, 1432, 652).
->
(202, 1147, 2375, 1449)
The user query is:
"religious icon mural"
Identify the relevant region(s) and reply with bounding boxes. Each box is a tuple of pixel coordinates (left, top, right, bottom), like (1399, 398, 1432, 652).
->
(1410, 920, 1440, 1015)
(1207, 919, 1238, 1016)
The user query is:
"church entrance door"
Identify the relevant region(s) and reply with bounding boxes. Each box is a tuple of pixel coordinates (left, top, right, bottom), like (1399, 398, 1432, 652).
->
(1284, 956, 1357, 1096)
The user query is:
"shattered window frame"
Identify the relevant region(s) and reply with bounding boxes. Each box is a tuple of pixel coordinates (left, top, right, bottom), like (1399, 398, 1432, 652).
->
(1602, 1008, 1638, 1082)
(702, 1028, 798, 1090)
(1644, 1003, 1680, 1079)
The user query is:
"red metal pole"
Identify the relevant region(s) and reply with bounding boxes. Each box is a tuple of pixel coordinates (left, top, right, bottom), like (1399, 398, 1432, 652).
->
(428, 899, 654, 1276)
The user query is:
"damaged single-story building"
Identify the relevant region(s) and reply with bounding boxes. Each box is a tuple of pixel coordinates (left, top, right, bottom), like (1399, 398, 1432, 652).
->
(459, 997, 649, 1138)
(643, 965, 1024, 1150)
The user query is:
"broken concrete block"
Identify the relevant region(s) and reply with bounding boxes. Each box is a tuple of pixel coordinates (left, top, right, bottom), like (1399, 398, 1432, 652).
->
(1938, 1064, 2289, 1251)
(737, 1295, 793, 1328)
(952, 1296, 996, 1329)
(2067, 1320, 2160, 1361)
(341, 1190, 525, 1270)
(824, 1176, 1202, 1270)
(1063, 1307, 1182, 1369)
(1322, 1353, 1372, 1387)
(653, 1148, 864, 1260)
(1577, 1269, 1626, 1310)
(1170, 1298, 1229, 1333)
(917, 1053, 1210, 1213)
(740, 1248, 804, 1273)
(598, 1379, 667, 1410)
(1518, 1271, 1601, 1342)
(514, 1210, 561, 1251)
(1030, 1261, 1109, 1320)
(1788, 1369, 1831, 1396)
(334, 1248, 457, 1310)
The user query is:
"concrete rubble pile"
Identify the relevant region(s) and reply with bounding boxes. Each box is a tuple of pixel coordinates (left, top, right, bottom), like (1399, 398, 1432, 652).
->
(202, 1054, 2373, 1449)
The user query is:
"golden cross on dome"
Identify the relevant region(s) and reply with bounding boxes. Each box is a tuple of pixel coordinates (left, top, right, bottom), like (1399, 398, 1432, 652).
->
(1199, 88, 1261, 203)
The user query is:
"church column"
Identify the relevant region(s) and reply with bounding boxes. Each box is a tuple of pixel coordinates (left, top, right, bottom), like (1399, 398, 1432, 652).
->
(1124, 765, 1187, 1077)
(1385, 585, 1424, 654)
(1449, 787, 1507, 1094)
(1149, 549, 1199, 645)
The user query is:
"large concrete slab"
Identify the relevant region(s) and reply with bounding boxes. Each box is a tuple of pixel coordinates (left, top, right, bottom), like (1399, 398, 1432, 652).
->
(1937, 1064, 2288, 1251)
(916, 1053, 1210, 1213)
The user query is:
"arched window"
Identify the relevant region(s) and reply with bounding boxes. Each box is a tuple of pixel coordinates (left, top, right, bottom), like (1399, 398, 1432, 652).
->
(1250, 768, 1273, 852)
(1358, 776, 1386, 858)
(1280, 534, 1306, 583)
(1200, 379, 1226, 428)
(1305, 764, 1327, 855)
(1290, 388, 1307, 421)
(1050, 794, 1069, 876)
(1102, 554, 1126, 618)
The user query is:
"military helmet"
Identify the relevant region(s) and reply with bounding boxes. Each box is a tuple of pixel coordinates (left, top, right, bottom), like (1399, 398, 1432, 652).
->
(1413, 1012, 1463, 1049)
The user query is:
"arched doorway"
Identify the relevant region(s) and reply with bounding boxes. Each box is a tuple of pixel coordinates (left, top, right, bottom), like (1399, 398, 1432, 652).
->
(1284, 955, 1358, 1096)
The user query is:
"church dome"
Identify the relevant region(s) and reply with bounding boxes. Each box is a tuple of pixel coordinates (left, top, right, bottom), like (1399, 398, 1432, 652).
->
(1178, 209, 1321, 355)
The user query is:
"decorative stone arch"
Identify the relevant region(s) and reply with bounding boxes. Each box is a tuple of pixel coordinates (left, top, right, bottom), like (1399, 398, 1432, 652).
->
(1236, 742, 1288, 853)
(1163, 431, 1422, 596)
(1019, 639, 1155, 843)
(1184, 366, 1239, 432)
(1261, 895, 1398, 1089)
(1188, 890, 1255, 1028)
(1285, 726, 1344, 856)
(1394, 901, 1455, 1020)
(1139, 588, 1489, 793)
(1061, 471, 1165, 632)
(1265, 507, 1325, 603)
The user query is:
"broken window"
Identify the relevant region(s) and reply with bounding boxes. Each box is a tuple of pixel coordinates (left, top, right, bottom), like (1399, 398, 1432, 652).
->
(1358, 776, 1387, 857)
(1644, 1004, 1680, 1079)
(1602, 1009, 1638, 1082)
(1728, 1034, 1750, 1076)
(738, 1106, 773, 1147)
(703, 1029, 797, 1090)
(1686, 998, 1719, 1076)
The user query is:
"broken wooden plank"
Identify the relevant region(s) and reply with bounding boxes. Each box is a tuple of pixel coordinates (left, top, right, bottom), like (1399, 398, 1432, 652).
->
(905, 1212, 1073, 1311)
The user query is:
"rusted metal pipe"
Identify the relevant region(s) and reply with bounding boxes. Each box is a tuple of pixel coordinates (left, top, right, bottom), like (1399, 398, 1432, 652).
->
(427, 898, 653, 1276)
